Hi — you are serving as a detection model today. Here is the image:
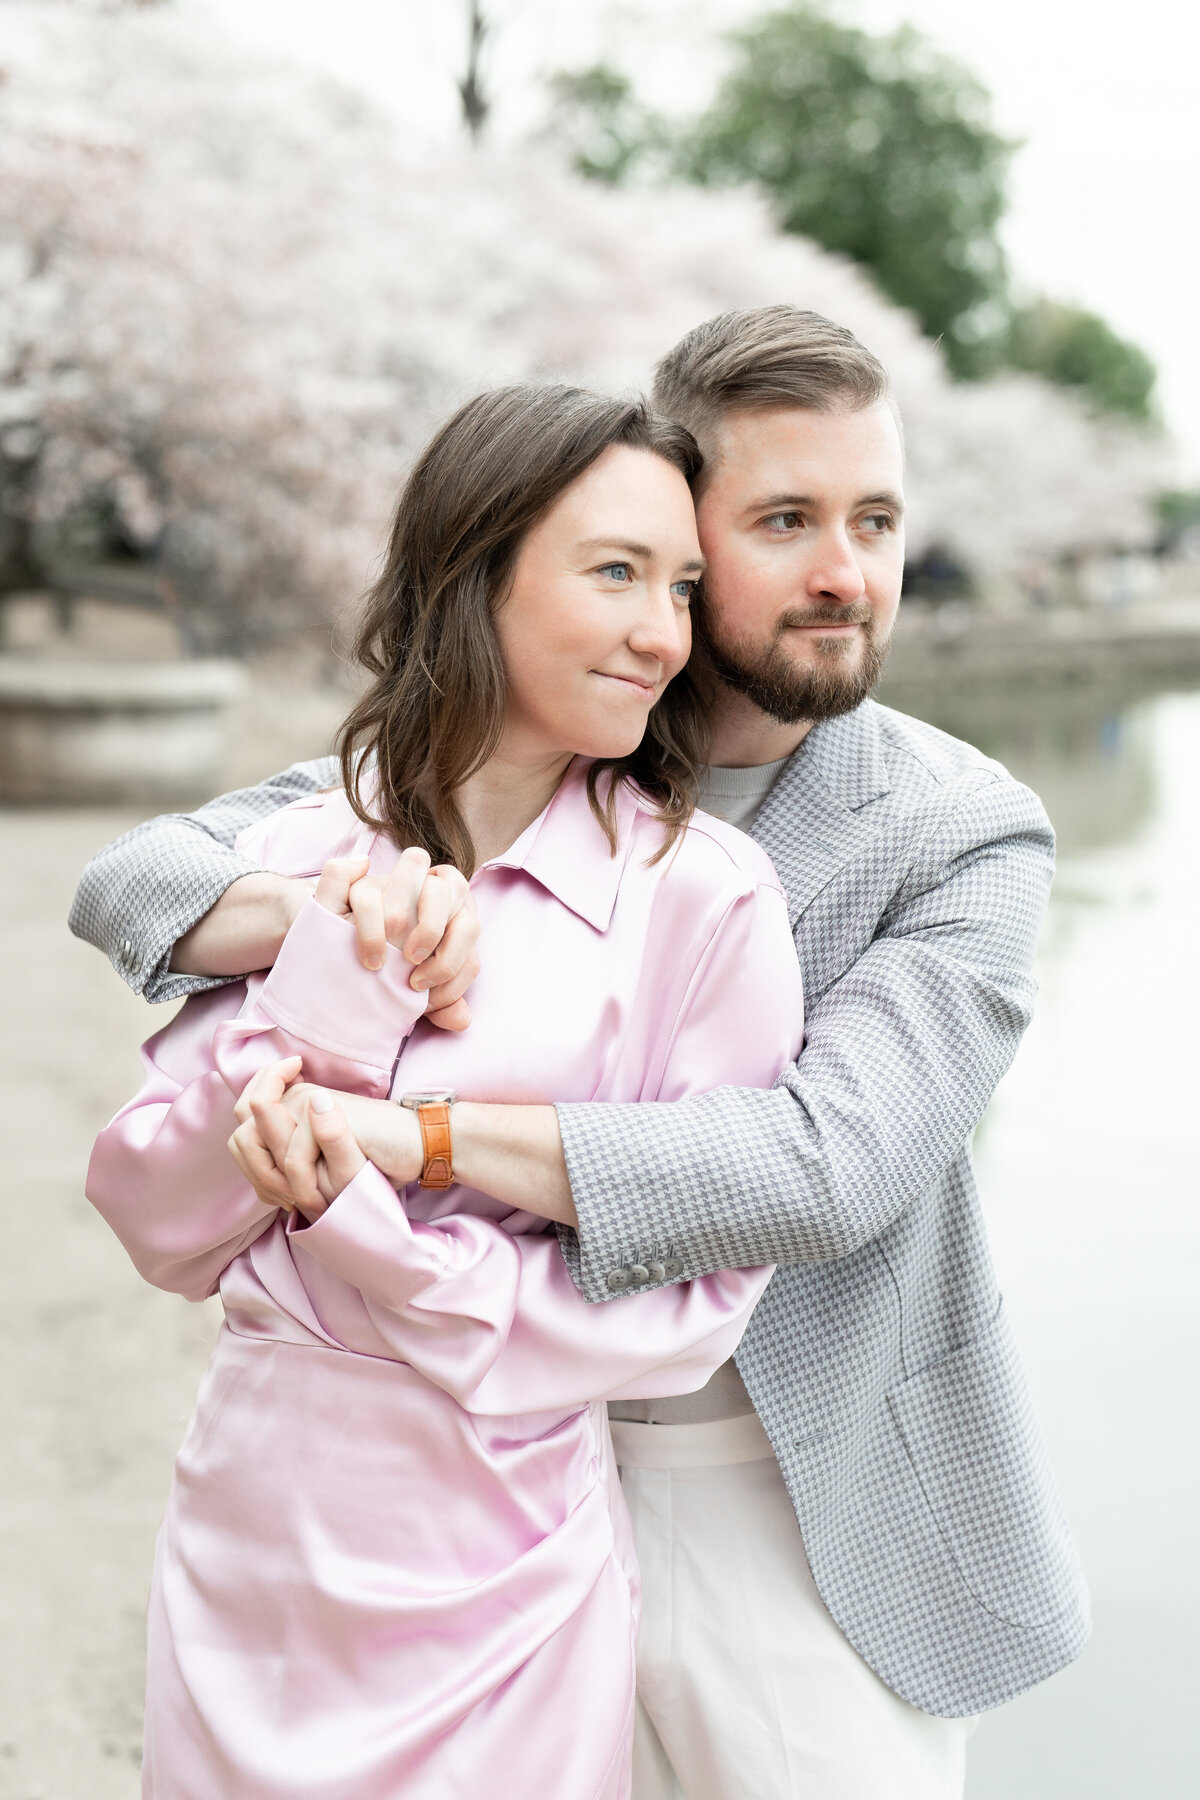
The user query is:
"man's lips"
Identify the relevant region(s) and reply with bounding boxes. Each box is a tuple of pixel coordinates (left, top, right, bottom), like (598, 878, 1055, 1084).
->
(782, 617, 866, 635)
(778, 607, 874, 637)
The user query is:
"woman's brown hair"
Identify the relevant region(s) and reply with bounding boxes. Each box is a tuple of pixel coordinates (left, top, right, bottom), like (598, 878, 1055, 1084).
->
(337, 384, 708, 874)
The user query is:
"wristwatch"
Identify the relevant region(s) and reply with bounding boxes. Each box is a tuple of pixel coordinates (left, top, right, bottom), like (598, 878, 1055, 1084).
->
(398, 1089, 457, 1189)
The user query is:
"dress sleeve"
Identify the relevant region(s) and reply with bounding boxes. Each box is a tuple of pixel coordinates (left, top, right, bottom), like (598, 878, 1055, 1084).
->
(286, 878, 804, 1414)
(85, 899, 427, 1300)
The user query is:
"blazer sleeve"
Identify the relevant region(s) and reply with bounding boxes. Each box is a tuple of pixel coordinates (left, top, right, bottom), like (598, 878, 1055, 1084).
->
(554, 775, 1055, 1299)
(67, 757, 337, 1004)
(85, 899, 428, 1300)
(283, 876, 804, 1415)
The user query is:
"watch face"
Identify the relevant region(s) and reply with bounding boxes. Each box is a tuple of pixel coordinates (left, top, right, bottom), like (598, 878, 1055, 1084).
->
(400, 1089, 457, 1109)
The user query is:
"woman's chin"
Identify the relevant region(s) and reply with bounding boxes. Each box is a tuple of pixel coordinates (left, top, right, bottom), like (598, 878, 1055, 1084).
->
(565, 724, 649, 762)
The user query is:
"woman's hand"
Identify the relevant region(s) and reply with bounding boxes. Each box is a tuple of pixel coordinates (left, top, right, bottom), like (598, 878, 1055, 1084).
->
(315, 851, 480, 1032)
(228, 1060, 422, 1220)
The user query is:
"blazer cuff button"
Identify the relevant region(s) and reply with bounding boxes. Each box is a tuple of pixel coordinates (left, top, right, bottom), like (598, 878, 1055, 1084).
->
(606, 1270, 631, 1291)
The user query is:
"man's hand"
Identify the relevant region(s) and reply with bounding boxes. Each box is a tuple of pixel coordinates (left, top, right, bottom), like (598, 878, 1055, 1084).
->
(313, 850, 480, 1031)
(172, 848, 481, 1032)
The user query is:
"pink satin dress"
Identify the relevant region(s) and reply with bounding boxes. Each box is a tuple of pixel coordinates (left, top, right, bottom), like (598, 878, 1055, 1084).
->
(87, 763, 803, 1800)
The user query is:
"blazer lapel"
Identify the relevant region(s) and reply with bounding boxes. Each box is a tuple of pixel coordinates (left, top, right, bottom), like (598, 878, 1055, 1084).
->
(750, 701, 891, 923)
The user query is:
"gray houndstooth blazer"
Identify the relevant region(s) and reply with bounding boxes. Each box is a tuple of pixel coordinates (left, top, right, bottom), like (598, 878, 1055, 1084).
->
(69, 697, 1089, 1717)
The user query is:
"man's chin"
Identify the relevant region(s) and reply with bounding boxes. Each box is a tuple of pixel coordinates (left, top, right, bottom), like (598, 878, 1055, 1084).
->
(707, 632, 890, 727)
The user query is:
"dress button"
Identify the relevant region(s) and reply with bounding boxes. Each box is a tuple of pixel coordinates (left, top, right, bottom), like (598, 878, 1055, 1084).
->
(628, 1264, 650, 1284)
(647, 1262, 666, 1282)
(607, 1270, 631, 1291)
(662, 1258, 683, 1278)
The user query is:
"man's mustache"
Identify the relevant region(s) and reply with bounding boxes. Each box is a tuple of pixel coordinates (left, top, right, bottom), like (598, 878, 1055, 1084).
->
(775, 604, 875, 634)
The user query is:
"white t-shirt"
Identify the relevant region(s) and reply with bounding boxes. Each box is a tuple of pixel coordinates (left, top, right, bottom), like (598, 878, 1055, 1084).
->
(609, 755, 794, 1426)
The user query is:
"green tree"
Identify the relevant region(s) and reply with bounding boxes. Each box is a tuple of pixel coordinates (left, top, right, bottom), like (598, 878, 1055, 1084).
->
(553, 10, 1158, 410)
(549, 65, 666, 184)
(675, 7, 1015, 375)
(1004, 298, 1157, 423)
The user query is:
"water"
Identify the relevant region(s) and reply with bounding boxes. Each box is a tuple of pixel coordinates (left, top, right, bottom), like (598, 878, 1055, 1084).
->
(880, 675, 1200, 1799)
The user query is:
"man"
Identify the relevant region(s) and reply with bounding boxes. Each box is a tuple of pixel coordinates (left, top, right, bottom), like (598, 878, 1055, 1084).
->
(71, 306, 1088, 1798)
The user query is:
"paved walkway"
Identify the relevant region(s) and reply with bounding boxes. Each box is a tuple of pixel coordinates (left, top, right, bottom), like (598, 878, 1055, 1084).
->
(0, 670, 345, 1798)
(0, 804, 219, 1798)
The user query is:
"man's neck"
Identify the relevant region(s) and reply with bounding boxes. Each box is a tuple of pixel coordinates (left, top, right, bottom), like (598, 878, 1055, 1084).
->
(706, 685, 813, 771)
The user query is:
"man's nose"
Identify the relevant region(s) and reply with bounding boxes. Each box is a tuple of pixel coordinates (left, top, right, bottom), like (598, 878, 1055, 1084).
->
(808, 532, 867, 604)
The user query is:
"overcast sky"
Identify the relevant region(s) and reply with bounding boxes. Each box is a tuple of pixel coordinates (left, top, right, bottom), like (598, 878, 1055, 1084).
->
(203, 0, 1200, 474)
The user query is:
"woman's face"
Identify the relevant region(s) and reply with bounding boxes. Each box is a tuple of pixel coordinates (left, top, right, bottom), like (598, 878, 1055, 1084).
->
(495, 445, 703, 764)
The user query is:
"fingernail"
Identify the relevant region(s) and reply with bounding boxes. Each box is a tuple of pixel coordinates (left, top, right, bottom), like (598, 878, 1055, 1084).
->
(411, 974, 428, 990)
(365, 955, 384, 971)
(408, 947, 428, 964)
(309, 1090, 334, 1114)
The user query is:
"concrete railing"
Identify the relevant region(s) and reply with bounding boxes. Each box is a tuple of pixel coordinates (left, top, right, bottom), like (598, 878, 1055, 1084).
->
(0, 658, 246, 804)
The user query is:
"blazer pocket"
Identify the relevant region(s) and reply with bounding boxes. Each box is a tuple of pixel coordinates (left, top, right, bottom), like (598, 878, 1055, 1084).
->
(887, 1301, 1080, 1629)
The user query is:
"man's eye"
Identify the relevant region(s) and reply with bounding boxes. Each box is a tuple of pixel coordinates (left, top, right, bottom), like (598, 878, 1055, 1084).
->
(598, 562, 633, 582)
(859, 513, 894, 534)
(763, 512, 802, 532)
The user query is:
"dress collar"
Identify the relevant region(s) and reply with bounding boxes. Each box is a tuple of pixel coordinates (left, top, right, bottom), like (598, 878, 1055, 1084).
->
(476, 759, 641, 933)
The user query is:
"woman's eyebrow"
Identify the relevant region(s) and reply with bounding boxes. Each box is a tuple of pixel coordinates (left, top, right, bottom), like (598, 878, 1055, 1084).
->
(577, 539, 706, 573)
(577, 537, 656, 559)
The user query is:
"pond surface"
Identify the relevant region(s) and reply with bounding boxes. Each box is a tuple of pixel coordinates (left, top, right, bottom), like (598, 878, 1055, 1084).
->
(880, 672, 1200, 1800)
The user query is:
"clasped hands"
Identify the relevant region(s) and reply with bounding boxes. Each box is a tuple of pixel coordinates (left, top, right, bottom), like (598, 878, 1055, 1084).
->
(227, 849, 474, 1219)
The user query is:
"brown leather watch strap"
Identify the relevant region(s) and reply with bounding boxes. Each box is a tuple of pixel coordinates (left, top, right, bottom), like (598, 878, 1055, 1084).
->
(416, 1101, 454, 1190)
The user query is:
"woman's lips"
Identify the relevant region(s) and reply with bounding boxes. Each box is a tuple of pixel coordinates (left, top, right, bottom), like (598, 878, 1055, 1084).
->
(592, 671, 658, 698)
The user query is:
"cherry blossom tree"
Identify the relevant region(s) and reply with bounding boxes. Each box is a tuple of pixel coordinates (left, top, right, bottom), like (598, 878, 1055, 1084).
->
(0, 0, 1168, 650)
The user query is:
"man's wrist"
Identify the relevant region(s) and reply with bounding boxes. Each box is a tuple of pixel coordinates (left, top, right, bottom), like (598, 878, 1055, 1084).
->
(356, 1100, 424, 1187)
(452, 1102, 577, 1228)
(170, 872, 311, 977)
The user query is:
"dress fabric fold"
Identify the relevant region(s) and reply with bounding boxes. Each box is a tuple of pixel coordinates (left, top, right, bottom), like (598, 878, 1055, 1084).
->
(86, 764, 804, 1799)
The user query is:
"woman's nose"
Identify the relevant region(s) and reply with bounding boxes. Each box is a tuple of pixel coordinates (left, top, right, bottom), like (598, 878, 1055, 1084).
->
(628, 585, 689, 665)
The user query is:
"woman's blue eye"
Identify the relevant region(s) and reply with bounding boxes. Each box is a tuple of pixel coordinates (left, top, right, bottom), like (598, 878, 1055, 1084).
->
(670, 580, 697, 600)
(598, 562, 633, 582)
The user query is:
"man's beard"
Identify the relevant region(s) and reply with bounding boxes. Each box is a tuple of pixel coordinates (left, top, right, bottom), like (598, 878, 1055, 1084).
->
(694, 600, 891, 726)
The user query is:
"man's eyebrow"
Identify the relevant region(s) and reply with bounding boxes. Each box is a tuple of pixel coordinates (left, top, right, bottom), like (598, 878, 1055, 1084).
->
(577, 539, 707, 572)
(744, 494, 816, 514)
(744, 490, 906, 515)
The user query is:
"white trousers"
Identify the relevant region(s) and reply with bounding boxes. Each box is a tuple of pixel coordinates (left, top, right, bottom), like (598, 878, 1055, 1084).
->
(610, 1412, 973, 1800)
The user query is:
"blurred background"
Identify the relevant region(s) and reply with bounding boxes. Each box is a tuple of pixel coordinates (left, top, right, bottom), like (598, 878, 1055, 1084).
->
(1, 1, 1196, 1795)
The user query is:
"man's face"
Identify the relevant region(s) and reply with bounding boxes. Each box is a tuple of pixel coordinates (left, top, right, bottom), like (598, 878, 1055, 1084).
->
(692, 404, 905, 724)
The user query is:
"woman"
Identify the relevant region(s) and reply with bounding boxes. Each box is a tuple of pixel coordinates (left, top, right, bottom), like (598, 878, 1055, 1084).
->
(87, 385, 803, 1800)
